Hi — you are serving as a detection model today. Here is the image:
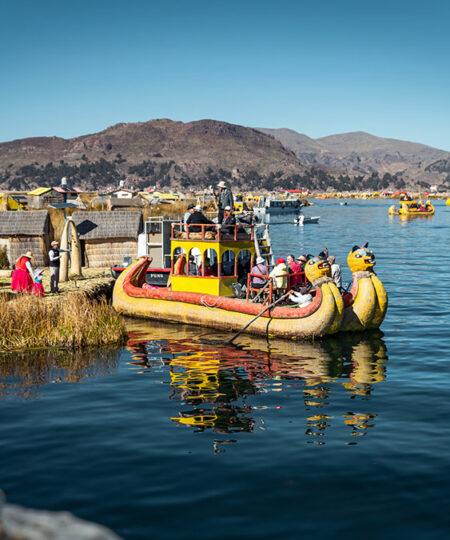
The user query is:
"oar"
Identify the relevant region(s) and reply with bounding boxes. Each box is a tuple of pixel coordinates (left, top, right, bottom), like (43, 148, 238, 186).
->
(225, 291, 291, 345)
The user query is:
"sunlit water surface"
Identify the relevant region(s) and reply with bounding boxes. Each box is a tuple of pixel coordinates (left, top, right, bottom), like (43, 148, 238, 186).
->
(1, 200, 449, 539)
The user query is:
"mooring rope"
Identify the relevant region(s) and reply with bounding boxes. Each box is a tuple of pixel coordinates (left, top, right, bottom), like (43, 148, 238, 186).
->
(201, 296, 225, 309)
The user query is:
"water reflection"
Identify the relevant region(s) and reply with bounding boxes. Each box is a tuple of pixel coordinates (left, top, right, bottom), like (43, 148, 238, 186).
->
(125, 321, 388, 445)
(0, 348, 120, 399)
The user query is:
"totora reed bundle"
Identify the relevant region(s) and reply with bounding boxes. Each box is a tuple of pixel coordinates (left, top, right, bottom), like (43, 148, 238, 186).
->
(0, 293, 126, 352)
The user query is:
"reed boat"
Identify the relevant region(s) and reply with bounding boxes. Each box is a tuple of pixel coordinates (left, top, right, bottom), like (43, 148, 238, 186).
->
(388, 198, 435, 216)
(113, 223, 344, 340)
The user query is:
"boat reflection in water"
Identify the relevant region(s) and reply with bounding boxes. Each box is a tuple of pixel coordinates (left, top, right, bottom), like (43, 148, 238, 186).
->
(125, 320, 388, 447)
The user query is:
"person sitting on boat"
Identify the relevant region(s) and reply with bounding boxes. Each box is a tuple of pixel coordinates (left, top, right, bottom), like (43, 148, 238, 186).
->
(328, 256, 342, 289)
(202, 256, 216, 277)
(11, 251, 35, 293)
(188, 255, 200, 276)
(250, 256, 268, 290)
(217, 181, 234, 223)
(186, 206, 214, 233)
(269, 257, 288, 298)
(296, 254, 307, 271)
(220, 206, 236, 235)
(184, 204, 195, 230)
(289, 287, 313, 308)
(286, 254, 303, 289)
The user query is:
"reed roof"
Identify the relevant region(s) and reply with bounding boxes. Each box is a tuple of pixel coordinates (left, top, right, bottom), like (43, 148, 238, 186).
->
(73, 211, 142, 240)
(0, 210, 49, 236)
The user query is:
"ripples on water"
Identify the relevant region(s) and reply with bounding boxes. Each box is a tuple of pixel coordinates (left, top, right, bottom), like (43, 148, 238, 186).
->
(1, 200, 449, 539)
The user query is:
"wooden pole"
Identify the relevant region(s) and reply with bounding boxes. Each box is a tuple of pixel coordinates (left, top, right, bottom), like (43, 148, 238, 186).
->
(225, 291, 291, 344)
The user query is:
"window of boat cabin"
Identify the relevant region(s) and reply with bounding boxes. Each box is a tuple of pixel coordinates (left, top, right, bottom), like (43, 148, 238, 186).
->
(202, 248, 217, 277)
(172, 247, 187, 275)
(238, 250, 252, 283)
(221, 250, 236, 277)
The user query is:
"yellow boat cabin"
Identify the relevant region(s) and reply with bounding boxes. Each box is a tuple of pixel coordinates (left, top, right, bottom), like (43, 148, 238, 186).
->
(170, 222, 257, 297)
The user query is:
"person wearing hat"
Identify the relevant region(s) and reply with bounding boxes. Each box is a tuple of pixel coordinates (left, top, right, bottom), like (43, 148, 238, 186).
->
(186, 205, 214, 233)
(184, 204, 195, 230)
(31, 268, 45, 297)
(250, 255, 269, 291)
(269, 257, 288, 298)
(296, 254, 307, 272)
(11, 251, 34, 293)
(217, 180, 234, 223)
(328, 255, 342, 289)
(48, 240, 61, 293)
(220, 205, 236, 235)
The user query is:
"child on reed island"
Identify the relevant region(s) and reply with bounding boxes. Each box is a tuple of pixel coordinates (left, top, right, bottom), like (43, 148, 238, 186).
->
(31, 269, 45, 297)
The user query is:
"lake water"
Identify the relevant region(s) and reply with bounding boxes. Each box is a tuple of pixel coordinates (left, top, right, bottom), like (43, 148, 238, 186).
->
(1, 199, 449, 539)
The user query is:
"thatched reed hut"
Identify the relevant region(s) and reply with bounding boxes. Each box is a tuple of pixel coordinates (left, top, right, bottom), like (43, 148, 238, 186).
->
(73, 211, 143, 268)
(0, 210, 49, 267)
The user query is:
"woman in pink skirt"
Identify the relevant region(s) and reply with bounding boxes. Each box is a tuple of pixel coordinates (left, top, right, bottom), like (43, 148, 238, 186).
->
(11, 251, 34, 293)
(31, 268, 45, 297)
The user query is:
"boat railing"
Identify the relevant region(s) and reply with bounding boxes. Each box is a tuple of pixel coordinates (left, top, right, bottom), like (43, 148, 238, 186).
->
(171, 222, 268, 242)
(245, 271, 307, 304)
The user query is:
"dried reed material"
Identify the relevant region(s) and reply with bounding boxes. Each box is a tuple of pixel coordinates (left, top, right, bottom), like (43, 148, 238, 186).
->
(0, 293, 126, 352)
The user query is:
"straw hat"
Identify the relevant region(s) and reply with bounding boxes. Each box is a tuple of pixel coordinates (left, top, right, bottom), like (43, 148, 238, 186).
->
(25, 251, 33, 258)
(217, 181, 227, 189)
(297, 255, 307, 262)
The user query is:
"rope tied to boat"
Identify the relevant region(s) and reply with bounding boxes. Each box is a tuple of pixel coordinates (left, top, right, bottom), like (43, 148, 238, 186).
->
(201, 296, 226, 309)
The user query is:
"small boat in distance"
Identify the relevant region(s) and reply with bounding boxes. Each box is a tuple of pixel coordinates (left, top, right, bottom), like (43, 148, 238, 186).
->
(294, 214, 320, 225)
(389, 196, 435, 217)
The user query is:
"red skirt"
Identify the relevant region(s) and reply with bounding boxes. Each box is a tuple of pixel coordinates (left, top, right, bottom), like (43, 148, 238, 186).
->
(32, 282, 45, 297)
(11, 268, 33, 293)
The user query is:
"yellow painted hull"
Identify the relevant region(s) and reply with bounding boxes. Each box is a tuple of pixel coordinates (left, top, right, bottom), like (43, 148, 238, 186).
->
(113, 259, 344, 340)
(341, 272, 388, 332)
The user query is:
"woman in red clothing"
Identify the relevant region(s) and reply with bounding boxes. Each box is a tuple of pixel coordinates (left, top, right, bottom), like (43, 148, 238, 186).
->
(286, 254, 304, 289)
(11, 251, 34, 293)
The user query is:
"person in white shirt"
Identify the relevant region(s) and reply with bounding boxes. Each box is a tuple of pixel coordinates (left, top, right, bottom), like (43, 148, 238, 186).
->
(328, 256, 342, 289)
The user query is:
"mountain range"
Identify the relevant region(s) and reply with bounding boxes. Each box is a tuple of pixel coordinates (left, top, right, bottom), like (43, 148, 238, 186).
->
(256, 128, 450, 187)
(0, 119, 449, 192)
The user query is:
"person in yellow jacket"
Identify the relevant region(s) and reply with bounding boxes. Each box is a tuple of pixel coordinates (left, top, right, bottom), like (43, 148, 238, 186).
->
(270, 257, 288, 297)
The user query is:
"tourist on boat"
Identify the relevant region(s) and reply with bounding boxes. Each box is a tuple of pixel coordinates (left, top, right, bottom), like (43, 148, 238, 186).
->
(188, 255, 200, 276)
(220, 206, 236, 235)
(328, 256, 342, 289)
(286, 254, 303, 289)
(236, 205, 258, 231)
(296, 254, 307, 271)
(186, 207, 214, 233)
(11, 251, 34, 293)
(184, 204, 195, 229)
(269, 257, 288, 297)
(31, 269, 45, 297)
(202, 256, 216, 277)
(250, 256, 268, 290)
(289, 288, 313, 308)
(217, 181, 234, 223)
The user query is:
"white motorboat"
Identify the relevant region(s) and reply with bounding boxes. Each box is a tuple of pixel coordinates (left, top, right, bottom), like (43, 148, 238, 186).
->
(294, 214, 320, 225)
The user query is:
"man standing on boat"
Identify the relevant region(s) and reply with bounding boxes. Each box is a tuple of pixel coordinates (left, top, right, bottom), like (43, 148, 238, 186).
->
(217, 181, 234, 223)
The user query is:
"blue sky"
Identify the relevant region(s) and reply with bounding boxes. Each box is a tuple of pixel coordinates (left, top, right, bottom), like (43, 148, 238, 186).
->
(1, 0, 449, 150)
